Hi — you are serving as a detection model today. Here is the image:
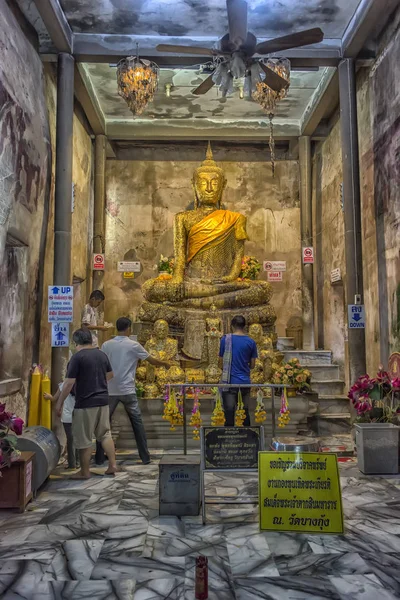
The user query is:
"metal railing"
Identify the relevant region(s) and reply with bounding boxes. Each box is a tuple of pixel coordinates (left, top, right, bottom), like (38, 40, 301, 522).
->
(168, 383, 289, 454)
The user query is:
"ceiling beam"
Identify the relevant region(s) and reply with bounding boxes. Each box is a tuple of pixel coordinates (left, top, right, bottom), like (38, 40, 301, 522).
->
(74, 64, 105, 135)
(72, 34, 342, 67)
(106, 118, 300, 141)
(33, 0, 72, 53)
(342, 0, 399, 57)
(301, 69, 339, 136)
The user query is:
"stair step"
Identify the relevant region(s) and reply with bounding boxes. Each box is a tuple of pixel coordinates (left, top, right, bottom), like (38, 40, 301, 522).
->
(283, 350, 332, 365)
(308, 365, 340, 381)
(319, 412, 351, 419)
(318, 395, 350, 414)
(277, 337, 295, 351)
(311, 380, 345, 395)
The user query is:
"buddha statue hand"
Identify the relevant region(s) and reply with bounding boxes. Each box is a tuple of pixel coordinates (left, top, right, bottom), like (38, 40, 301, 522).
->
(142, 277, 184, 304)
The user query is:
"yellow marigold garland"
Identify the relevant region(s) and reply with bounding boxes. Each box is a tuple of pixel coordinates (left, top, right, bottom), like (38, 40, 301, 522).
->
(189, 387, 202, 440)
(211, 388, 226, 426)
(235, 389, 246, 426)
(162, 386, 183, 431)
(255, 389, 267, 423)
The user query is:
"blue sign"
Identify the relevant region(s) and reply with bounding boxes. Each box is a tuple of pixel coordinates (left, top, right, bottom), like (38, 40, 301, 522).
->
(348, 305, 365, 329)
(51, 323, 70, 347)
(48, 286, 73, 323)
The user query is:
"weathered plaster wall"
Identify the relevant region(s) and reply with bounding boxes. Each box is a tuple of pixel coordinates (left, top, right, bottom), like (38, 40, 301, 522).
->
(39, 65, 94, 375)
(312, 10, 400, 375)
(104, 157, 301, 336)
(312, 116, 346, 369)
(0, 0, 51, 418)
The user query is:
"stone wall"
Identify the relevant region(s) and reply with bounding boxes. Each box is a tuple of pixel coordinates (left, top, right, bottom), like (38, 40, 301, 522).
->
(0, 0, 51, 418)
(312, 10, 400, 376)
(104, 156, 301, 337)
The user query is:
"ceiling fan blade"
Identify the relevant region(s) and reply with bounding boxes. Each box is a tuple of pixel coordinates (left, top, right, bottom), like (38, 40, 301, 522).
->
(192, 74, 216, 95)
(227, 0, 248, 48)
(156, 44, 215, 56)
(258, 62, 290, 93)
(256, 28, 324, 54)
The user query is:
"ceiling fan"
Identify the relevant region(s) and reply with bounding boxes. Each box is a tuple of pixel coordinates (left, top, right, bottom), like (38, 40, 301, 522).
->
(156, 0, 323, 97)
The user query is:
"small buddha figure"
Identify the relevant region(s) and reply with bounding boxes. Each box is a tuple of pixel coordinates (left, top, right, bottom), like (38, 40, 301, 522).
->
(140, 143, 273, 313)
(144, 319, 184, 394)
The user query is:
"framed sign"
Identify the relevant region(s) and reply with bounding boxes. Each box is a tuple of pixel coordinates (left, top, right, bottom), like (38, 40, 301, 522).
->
(202, 426, 264, 471)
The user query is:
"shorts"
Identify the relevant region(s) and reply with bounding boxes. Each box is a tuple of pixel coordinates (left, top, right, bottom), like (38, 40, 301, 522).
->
(72, 405, 112, 450)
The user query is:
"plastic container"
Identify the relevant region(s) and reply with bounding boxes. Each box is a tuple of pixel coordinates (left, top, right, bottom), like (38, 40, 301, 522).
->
(355, 423, 399, 474)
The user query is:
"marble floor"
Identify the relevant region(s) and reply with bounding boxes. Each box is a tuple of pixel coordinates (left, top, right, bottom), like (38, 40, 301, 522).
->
(1, 443, 400, 599)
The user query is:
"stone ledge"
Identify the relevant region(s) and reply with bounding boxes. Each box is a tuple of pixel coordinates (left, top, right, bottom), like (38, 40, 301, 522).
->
(0, 378, 22, 397)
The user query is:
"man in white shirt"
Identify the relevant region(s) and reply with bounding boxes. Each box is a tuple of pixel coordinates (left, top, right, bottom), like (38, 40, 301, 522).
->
(95, 316, 171, 465)
(81, 290, 112, 347)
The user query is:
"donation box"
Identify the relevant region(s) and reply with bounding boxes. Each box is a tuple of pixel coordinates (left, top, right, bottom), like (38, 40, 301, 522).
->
(159, 455, 200, 516)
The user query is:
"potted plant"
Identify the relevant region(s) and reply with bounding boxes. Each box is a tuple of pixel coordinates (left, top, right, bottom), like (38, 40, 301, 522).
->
(272, 358, 312, 397)
(348, 368, 400, 474)
(0, 403, 24, 471)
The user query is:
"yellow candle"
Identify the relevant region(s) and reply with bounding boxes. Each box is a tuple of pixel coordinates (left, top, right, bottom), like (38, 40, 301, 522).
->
(28, 366, 42, 427)
(40, 372, 51, 430)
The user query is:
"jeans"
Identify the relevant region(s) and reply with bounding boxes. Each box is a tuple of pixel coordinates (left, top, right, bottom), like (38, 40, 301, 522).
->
(222, 387, 251, 427)
(95, 394, 150, 464)
(63, 422, 80, 468)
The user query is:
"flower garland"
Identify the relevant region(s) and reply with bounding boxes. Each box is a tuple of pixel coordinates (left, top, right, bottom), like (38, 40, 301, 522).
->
(235, 389, 247, 426)
(211, 388, 226, 426)
(162, 386, 183, 431)
(272, 357, 311, 392)
(278, 388, 290, 428)
(254, 389, 267, 423)
(189, 387, 202, 440)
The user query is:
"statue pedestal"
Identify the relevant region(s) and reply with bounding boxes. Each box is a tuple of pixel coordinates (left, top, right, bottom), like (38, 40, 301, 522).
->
(111, 395, 310, 452)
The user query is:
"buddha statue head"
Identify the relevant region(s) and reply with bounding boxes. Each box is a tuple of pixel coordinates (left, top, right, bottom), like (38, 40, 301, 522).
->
(153, 318, 169, 341)
(193, 142, 227, 209)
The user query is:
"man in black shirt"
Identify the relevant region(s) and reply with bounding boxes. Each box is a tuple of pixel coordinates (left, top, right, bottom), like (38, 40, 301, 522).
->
(56, 328, 117, 478)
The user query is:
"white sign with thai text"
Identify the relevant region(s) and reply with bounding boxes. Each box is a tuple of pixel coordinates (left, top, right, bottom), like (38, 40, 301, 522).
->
(263, 261, 287, 272)
(48, 286, 73, 323)
(267, 271, 283, 282)
(118, 261, 141, 272)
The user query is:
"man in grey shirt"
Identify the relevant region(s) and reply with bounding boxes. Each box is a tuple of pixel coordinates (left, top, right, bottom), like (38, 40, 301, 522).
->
(95, 317, 170, 465)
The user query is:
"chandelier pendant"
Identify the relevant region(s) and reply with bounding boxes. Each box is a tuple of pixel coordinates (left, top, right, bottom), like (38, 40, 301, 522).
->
(117, 51, 159, 116)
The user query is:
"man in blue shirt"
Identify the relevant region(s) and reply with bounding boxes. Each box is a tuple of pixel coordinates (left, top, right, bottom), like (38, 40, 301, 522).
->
(218, 315, 258, 426)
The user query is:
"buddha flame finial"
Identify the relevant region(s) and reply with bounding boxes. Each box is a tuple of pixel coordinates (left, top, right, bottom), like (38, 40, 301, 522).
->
(206, 140, 213, 161)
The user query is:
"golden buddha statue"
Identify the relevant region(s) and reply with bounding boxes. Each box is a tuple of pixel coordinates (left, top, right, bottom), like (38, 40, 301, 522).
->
(139, 143, 275, 333)
(143, 319, 184, 395)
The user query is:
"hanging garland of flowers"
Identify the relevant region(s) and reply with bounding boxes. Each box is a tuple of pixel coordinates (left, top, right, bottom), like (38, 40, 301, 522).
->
(189, 387, 202, 440)
(211, 388, 226, 426)
(235, 389, 247, 426)
(278, 388, 290, 428)
(254, 389, 267, 423)
(162, 386, 183, 430)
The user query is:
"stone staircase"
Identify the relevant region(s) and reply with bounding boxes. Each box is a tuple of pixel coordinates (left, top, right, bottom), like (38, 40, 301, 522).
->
(279, 340, 351, 436)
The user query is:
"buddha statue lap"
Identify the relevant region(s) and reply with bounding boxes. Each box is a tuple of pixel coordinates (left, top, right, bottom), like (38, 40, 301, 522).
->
(139, 143, 275, 331)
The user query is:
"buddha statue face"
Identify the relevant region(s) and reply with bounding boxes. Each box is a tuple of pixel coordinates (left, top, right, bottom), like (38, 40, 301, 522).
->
(194, 172, 225, 207)
(153, 319, 169, 341)
(193, 142, 227, 208)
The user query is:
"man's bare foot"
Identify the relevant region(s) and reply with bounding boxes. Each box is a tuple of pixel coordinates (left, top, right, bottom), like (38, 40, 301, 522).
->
(104, 465, 118, 476)
(70, 471, 91, 480)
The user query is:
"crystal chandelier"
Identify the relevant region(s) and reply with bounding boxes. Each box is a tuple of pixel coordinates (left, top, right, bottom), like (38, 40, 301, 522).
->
(252, 58, 291, 176)
(117, 52, 159, 116)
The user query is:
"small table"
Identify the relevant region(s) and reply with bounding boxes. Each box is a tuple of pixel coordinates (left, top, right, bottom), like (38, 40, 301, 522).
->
(0, 451, 34, 512)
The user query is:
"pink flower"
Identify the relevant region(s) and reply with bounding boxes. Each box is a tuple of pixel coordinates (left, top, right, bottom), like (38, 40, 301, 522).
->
(9, 417, 23, 436)
(392, 378, 400, 391)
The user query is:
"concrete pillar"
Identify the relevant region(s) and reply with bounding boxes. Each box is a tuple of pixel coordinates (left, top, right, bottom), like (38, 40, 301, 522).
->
(299, 136, 315, 351)
(338, 58, 366, 382)
(51, 53, 74, 395)
(93, 134, 106, 289)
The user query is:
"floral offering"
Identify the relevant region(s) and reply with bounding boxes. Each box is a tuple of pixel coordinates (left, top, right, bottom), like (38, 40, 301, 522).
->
(155, 254, 175, 275)
(189, 388, 202, 440)
(0, 403, 24, 470)
(272, 358, 311, 393)
(348, 367, 400, 422)
(235, 390, 246, 426)
(255, 389, 267, 423)
(162, 386, 183, 430)
(278, 388, 290, 428)
(211, 388, 226, 426)
(239, 256, 261, 281)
